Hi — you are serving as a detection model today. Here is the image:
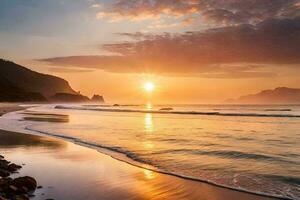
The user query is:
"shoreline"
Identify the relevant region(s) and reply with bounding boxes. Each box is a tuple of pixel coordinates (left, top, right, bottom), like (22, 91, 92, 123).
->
(25, 126, 288, 200)
(55, 105, 300, 118)
(0, 105, 283, 199)
(0, 103, 24, 116)
(0, 129, 277, 200)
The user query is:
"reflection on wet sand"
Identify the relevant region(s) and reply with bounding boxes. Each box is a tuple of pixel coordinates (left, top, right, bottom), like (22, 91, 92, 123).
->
(143, 169, 156, 180)
(0, 130, 66, 149)
(21, 112, 69, 123)
(0, 103, 23, 116)
(0, 130, 275, 200)
(21, 112, 68, 117)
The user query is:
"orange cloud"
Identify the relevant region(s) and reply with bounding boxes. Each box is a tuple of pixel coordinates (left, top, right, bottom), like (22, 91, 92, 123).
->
(39, 17, 300, 78)
(94, 0, 299, 25)
(95, 0, 200, 22)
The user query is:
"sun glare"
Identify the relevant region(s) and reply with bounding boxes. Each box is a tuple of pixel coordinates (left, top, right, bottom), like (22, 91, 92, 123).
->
(144, 82, 154, 92)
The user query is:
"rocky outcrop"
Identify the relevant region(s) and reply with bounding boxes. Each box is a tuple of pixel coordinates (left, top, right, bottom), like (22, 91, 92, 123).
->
(225, 87, 300, 104)
(0, 155, 38, 200)
(91, 95, 105, 103)
(159, 107, 173, 111)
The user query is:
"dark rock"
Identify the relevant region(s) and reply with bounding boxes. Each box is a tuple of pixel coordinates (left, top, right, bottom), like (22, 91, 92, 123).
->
(0, 196, 8, 200)
(7, 164, 22, 173)
(12, 176, 37, 192)
(159, 107, 173, 111)
(8, 185, 18, 193)
(113, 104, 120, 106)
(0, 177, 13, 184)
(0, 160, 10, 170)
(14, 194, 29, 200)
(91, 94, 105, 103)
(0, 178, 12, 194)
(0, 169, 10, 177)
(18, 186, 29, 194)
(0, 157, 37, 200)
(37, 186, 43, 189)
(0, 155, 4, 160)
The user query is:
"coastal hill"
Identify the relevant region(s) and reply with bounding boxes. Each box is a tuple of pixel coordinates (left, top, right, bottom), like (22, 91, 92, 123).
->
(0, 76, 47, 102)
(0, 59, 104, 102)
(225, 87, 300, 104)
(50, 93, 90, 102)
(0, 59, 76, 98)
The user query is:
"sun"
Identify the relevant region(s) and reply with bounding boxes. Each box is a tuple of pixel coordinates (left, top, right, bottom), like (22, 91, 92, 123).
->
(144, 82, 155, 92)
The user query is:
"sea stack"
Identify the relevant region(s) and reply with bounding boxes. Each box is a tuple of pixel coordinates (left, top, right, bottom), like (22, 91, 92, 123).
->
(91, 94, 105, 103)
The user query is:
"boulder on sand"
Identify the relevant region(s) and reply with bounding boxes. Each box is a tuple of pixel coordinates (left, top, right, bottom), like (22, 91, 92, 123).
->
(7, 164, 22, 173)
(0, 155, 38, 200)
(12, 176, 37, 192)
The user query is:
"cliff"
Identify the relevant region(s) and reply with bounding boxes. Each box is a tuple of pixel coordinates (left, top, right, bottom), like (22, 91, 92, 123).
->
(0, 59, 76, 99)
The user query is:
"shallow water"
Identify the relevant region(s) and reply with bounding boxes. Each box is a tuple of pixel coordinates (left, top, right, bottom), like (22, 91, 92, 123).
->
(1, 104, 300, 199)
(0, 129, 273, 200)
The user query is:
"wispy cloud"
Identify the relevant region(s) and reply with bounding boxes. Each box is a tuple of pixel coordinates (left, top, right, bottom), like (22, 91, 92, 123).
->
(48, 67, 95, 73)
(94, 0, 300, 26)
(39, 17, 300, 78)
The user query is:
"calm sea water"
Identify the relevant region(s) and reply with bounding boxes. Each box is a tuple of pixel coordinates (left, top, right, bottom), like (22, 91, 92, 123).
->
(1, 104, 300, 199)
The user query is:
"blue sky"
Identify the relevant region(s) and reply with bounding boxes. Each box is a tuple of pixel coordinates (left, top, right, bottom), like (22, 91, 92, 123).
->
(0, 0, 190, 59)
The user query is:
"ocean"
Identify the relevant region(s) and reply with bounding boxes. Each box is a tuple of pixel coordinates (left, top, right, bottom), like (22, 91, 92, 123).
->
(0, 104, 299, 199)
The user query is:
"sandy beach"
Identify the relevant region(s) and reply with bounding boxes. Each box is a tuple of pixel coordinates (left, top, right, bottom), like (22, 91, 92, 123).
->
(0, 129, 279, 200)
(0, 105, 282, 200)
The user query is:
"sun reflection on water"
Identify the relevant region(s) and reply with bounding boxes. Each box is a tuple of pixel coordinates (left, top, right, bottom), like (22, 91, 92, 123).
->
(142, 141, 154, 149)
(143, 169, 156, 180)
(145, 102, 152, 110)
(144, 113, 154, 133)
(143, 113, 154, 150)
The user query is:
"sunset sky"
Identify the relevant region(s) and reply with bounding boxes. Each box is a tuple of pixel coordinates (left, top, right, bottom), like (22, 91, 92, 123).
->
(1, 0, 300, 103)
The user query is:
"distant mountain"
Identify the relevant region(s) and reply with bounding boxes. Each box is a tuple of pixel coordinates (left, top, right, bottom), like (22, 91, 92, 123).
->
(0, 59, 100, 102)
(226, 87, 300, 104)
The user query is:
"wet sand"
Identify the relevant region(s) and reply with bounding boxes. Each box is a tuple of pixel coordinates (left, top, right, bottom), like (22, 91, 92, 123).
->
(0, 103, 23, 116)
(0, 129, 278, 200)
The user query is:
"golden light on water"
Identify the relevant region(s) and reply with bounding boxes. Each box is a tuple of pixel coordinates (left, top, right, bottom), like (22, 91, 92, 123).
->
(144, 113, 153, 132)
(146, 102, 152, 110)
